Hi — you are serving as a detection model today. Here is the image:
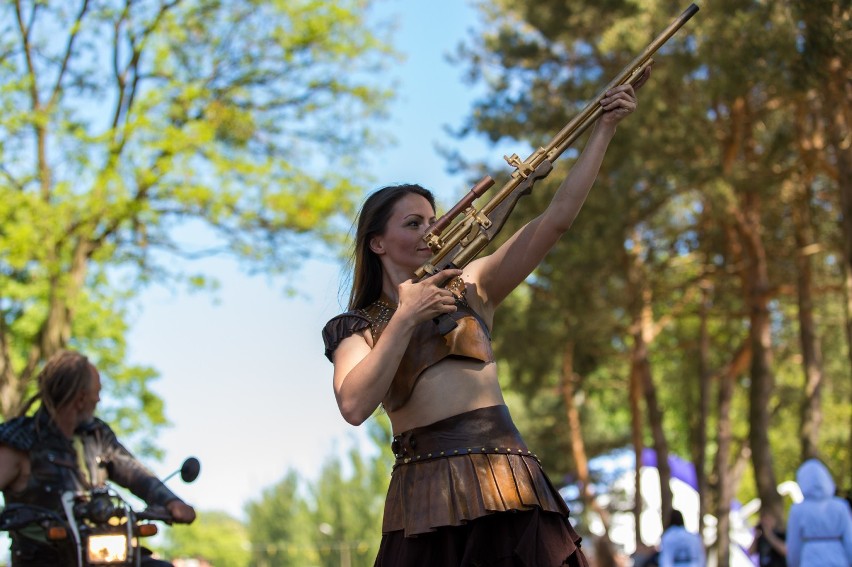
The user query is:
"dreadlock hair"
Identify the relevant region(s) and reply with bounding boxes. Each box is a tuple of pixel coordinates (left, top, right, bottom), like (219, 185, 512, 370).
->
(19, 350, 93, 419)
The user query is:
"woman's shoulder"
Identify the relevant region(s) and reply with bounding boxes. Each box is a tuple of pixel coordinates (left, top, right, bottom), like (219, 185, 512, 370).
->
(322, 299, 397, 361)
(322, 310, 371, 361)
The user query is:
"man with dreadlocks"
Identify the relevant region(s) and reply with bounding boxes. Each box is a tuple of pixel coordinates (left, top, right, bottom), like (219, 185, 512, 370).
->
(0, 350, 195, 566)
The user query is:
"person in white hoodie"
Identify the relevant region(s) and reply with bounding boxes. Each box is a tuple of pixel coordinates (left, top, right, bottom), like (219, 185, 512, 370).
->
(785, 459, 852, 567)
(659, 510, 705, 567)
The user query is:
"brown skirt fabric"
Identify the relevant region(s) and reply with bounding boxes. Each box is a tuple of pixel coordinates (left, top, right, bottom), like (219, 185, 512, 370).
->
(377, 405, 588, 567)
(375, 507, 590, 567)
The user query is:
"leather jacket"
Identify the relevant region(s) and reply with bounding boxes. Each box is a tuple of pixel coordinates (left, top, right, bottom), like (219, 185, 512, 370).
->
(0, 409, 179, 563)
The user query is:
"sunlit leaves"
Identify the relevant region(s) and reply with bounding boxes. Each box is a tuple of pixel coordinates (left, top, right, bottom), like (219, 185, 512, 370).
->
(0, 0, 394, 433)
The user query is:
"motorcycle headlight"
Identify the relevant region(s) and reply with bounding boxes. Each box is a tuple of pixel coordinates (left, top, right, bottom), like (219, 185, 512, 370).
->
(87, 534, 129, 563)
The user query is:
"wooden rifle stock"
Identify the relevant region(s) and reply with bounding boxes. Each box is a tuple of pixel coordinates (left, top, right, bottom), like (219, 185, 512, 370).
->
(420, 3, 699, 333)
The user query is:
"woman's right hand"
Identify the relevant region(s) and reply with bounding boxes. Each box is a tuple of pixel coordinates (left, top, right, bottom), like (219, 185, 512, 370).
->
(332, 268, 463, 426)
(396, 268, 462, 323)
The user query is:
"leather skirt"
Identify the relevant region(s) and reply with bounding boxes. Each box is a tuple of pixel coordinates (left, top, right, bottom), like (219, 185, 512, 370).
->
(384, 404, 572, 536)
(378, 405, 588, 566)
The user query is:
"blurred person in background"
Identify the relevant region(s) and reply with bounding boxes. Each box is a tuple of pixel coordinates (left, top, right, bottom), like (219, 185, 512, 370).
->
(0, 350, 195, 566)
(749, 512, 787, 567)
(659, 510, 704, 567)
(785, 459, 852, 567)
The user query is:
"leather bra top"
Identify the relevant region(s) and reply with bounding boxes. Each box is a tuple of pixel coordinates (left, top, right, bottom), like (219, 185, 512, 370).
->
(322, 295, 494, 411)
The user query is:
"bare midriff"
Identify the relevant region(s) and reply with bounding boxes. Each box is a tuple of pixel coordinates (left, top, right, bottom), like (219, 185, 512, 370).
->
(386, 357, 504, 434)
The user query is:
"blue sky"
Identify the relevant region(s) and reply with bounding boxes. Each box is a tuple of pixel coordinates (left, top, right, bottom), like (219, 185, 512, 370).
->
(125, 0, 502, 519)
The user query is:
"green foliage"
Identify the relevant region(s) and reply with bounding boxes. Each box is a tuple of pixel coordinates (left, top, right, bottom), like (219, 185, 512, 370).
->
(307, 418, 392, 567)
(149, 419, 394, 567)
(159, 510, 251, 567)
(244, 417, 392, 567)
(0, 0, 394, 440)
(310, 444, 387, 567)
(245, 470, 318, 566)
(145, 422, 393, 566)
(453, 0, 851, 521)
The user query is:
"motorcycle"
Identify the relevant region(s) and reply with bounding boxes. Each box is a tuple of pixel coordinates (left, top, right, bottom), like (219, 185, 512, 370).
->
(0, 457, 200, 566)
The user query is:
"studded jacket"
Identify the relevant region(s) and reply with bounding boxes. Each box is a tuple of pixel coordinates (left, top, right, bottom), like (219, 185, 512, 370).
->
(0, 409, 179, 513)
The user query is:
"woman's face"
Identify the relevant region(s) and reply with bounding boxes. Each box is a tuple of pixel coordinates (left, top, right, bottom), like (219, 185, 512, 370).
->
(370, 193, 436, 272)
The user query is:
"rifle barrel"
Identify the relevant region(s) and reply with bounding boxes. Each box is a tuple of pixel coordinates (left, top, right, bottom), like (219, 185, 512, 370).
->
(415, 3, 700, 280)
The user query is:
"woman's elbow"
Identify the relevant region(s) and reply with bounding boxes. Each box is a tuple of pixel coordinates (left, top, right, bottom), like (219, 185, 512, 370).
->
(337, 397, 372, 426)
(341, 410, 368, 427)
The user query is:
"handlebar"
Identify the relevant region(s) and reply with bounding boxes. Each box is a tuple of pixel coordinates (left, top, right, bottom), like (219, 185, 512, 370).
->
(0, 504, 65, 531)
(135, 506, 175, 524)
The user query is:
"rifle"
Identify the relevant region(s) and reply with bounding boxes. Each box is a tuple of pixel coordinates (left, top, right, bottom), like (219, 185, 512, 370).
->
(417, 3, 700, 335)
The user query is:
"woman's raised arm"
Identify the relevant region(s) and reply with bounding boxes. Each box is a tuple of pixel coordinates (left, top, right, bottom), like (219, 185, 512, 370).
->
(467, 77, 645, 308)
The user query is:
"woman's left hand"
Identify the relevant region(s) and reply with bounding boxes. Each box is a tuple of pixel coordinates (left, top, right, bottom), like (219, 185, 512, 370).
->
(598, 66, 649, 125)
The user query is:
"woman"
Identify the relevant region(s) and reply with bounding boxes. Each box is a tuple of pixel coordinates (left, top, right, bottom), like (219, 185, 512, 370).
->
(322, 73, 646, 566)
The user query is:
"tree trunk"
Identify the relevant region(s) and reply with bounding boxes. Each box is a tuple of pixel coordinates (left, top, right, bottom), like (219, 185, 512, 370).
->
(815, 2, 852, 489)
(0, 326, 21, 418)
(739, 199, 783, 523)
(714, 366, 734, 567)
(712, 343, 750, 567)
(560, 341, 613, 540)
(630, 346, 645, 549)
(721, 90, 782, 523)
(792, 181, 824, 462)
(804, 0, 852, 359)
(640, 340, 673, 528)
(693, 282, 712, 538)
(632, 280, 673, 527)
(626, 238, 673, 534)
(0, 240, 92, 417)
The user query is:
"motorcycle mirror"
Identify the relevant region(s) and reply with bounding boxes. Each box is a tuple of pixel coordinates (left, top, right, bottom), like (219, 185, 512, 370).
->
(180, 457, 201, 483)
(162, 457, 201, 484)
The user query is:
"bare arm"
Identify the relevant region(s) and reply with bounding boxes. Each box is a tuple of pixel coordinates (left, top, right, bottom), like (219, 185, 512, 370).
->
(468, 76, 646, 308)
(764, 516, 787, 555)
(0, 445, 26, 492)
(748, 532, 759, 555)
(762, 527, 787, 556)
(753, 515, 787, 557)
(332, 269, 461, 425)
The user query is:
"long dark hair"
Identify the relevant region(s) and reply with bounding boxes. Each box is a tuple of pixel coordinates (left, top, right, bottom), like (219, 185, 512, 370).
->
(348, 184, 435, 310)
